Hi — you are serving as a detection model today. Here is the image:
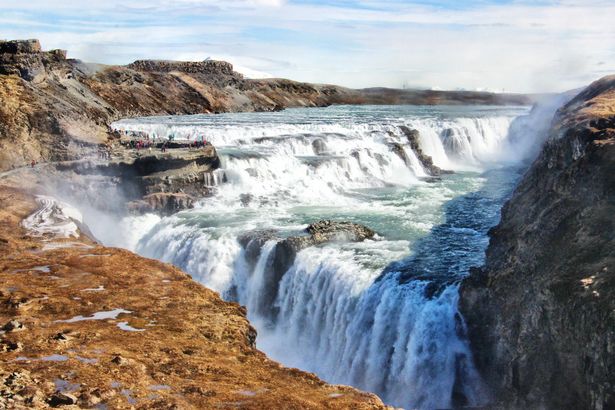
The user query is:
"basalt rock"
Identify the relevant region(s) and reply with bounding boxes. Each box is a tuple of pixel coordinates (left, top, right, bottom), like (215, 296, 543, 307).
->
(237, 229, 278, 267)
(312, 138, 328, 155)
(52, 147, 220, 215)
(399, 126, 451, 176)
(127, 192, 195, 215)
(307, 220, 376, 243)
(238, 221, 376, 318)
(389, 142, 412, 168)
(127, 59, 238, 77)
(0, 39, 42, 54)
(460, 75, 615, 409)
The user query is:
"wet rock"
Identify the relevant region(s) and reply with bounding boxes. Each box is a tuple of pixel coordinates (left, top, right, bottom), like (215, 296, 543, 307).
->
(399, 126, 451, 176)
(312, 138, 328, 155)
(306, 220, 375, 243)
(55, 147, 220, 216)
(127, 192, 195, 216)
(47, 392, 77, 407)
(460, 76, 615, 409)
(238, 220, 376, 319)
(238, 230, 278, 268)
(244, 168, 258, 177)
(389, 142, 411, 166)
(239, 193, 254, 207)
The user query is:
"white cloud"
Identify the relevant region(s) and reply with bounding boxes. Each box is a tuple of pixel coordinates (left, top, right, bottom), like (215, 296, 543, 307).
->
(0, 0, 613, 92)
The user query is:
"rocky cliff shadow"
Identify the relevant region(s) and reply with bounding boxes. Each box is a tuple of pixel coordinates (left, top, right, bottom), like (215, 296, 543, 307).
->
(379, 166, 526, 297)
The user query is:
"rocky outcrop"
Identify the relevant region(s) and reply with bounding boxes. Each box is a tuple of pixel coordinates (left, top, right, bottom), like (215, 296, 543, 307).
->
(127, 59, 238, 76)
(399, 126, 450, 176)
(50, 146, 221, 215)
(0, 39, 42, 54)
(127, 192, 195, 215)
(460, 75, 615, 409)
(388, 126, 451, 177)
(0, 39, 536, 172)
(237, 221, 376, 318)
(307, 220, 376, 243)
(239, 220, 376, 267)
(0, 40, 67, 82)
(0, 186, 386, 409)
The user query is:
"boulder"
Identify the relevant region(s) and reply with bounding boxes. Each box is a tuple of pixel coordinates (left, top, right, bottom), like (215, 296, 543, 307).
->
(2, 320, 25, 332)
(238, 220, 377, 319)
(306, 220, 375, 243)
(47, 392, 77, 407)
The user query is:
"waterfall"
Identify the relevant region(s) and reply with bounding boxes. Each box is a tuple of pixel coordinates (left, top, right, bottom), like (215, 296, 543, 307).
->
(106, 105, 538, 409)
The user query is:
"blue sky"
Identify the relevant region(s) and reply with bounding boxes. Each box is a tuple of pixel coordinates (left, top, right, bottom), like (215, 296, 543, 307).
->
(1, 0, 614, 92)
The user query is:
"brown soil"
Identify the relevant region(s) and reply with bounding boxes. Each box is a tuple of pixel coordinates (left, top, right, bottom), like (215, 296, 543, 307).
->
(0, 186, 387, 409)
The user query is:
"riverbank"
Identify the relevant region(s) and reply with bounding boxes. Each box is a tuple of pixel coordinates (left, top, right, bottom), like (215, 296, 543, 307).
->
(0, 185, 387, 409)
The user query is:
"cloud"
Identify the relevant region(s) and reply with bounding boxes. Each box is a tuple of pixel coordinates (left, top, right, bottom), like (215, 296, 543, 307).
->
(0, 0, 613, 92)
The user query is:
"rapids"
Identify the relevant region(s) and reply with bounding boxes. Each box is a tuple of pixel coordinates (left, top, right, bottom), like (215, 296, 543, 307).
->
(105, 104, 538, 409)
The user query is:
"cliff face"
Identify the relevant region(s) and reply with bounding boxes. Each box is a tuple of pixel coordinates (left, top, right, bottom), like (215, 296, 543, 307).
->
(0, 39, 533, 172)
(0, 186, 386, 409)
(460, 76, 615, 409)
(52, 146, 222, 215)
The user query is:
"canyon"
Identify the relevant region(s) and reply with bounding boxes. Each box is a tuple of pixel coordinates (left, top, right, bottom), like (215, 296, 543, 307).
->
(1, 39, 614, 409)
(460, 75, 615, 409)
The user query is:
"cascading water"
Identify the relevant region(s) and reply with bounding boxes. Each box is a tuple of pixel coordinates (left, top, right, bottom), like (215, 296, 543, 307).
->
(105, 104, 540, 409)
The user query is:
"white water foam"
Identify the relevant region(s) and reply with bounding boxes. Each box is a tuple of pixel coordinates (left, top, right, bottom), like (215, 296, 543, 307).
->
(106, 105, 556, 409)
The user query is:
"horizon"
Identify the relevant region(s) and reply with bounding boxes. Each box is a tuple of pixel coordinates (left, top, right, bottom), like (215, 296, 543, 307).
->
(1, 0, 614, 93)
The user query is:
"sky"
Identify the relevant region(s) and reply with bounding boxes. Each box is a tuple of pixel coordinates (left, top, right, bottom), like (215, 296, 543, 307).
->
(1, 0, 614, 93)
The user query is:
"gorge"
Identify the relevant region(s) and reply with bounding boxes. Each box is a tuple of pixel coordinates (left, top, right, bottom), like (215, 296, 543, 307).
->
(1, 39, 614, 410)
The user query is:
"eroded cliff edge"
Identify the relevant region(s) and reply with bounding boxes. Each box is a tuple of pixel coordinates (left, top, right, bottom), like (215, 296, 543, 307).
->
(0, 186, 386, 409)
(460, 76, 615, 409)
(0, 39, 533, 171)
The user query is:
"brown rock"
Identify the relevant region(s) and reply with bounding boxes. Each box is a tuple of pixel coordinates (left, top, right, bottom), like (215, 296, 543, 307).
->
(47, 392, 77, 407)
(460, 75, 615, 409)
(2, 320, 25, 332)
(0, 186, 385, 409)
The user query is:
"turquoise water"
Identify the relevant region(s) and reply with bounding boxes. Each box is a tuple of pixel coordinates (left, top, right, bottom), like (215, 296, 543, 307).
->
(109, 104, 535, 409)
